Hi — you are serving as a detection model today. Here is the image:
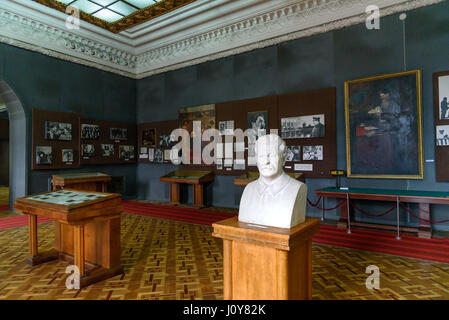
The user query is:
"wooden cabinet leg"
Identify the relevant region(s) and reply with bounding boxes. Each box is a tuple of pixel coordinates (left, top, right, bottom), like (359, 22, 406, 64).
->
(337, 199, 348, 229)
(193, 184, 204, 207)
(170, 183, 180, 205)
(74, 225, 85, 276)
(418, 203, 432, 238)
(29, 215, 38, 257)
(223, 240, 232, 300)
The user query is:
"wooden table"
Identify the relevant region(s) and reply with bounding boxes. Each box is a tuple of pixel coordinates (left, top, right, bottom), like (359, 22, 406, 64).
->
(14, 189, 124, 288)
(234, 172, 304, 187)
(315, 187, 449, 238)
(52, 172, 111, 192)
(213, 216, 320, 300)
(160, 170, 214, 208)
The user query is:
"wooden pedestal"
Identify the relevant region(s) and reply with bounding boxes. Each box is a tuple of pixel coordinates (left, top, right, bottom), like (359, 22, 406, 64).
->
(212, 216, 320, 300)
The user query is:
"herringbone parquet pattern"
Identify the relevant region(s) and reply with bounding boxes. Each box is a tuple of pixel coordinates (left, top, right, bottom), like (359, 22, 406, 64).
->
(1, 213, 449, 300)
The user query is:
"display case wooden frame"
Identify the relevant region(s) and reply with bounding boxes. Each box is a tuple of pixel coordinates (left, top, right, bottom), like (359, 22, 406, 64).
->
(32, 109, 81, 170)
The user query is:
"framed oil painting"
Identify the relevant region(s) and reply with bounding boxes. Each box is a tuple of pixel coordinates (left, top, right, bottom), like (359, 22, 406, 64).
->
(344, 70, 423, 179)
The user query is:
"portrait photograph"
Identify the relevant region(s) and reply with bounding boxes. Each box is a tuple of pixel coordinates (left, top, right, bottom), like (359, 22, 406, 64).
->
(119, 145, 135, 160)
(281, 114, 325, 139)
(45, 121, 72, 141)
(303, 145, 323, 160)
(142, 128, 156, 147)
(148, 148, 155, 162)
(159, 134, 174, 148)
(154, 148, 164, 163)
(36, 146, 52, 165)
(101, 144, 114, 156)
(436, 125, 449, 146)
(179, 104, 215, 138)
(219, 120, 234, 136)
(247, 111, 268, 137)
(61, 149, 74, 163)
(81, 124, 100, 139)
(82, 144, 95, 157)
(285, 146, 301, 162)
(437, 74, 449, 120)
(344, 70, 423, 179)
(110, 128, 128, 141)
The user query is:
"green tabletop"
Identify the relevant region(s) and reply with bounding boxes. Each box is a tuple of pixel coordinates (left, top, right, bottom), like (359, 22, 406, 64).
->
(318, 187, 449, 198)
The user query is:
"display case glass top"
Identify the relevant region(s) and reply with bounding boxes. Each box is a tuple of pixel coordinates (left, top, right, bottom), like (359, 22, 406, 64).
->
(52, 172, 110, 179)
(24, 190, 109, 206)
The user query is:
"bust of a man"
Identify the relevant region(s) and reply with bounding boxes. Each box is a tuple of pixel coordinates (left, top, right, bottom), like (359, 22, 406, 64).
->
(238, 134, 307, 229)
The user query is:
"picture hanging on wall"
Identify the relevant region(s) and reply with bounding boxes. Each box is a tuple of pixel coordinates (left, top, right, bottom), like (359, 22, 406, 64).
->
(344, 69, 423, 179)
(119, 145, 135, 160)
(303, 145, 323, 160)
(110, 128, 128, 141)
(436, 125, 449, 146)
(219, 120, 234, 135)
(285, 146, 301, 162)
(45, 121, 72, 141)
(61, 149, 74, 163)
(281, 115, 325, 139)
(81, 124, 100, 139)
(436, 74, 449, 120)
(159, 134, 174, 147)
(101, 144, 114, 156)
(82, 144, 95, 157)
(154, 148, 164, 163)
(148, 148, 155, 162)
(142, 128, 156, 147)
(247, 111, 268, 137)
(179, 104, 215, 138)
(36, 146, 52, 165)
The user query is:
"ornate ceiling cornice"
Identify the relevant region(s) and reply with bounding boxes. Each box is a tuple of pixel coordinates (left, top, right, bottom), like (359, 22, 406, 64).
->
(31, 0, 197, 33)
(0, 0, 444, 79)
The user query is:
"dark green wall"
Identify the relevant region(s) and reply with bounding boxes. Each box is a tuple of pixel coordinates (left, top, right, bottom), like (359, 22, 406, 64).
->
(136, 1, 449, 231)
(0, 43, 137, 198)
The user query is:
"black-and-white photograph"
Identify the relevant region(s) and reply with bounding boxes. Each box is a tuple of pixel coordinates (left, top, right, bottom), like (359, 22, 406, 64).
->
(101, 144, 114, 156)
(154, 148, 163, 163)
(45, 121, 72, 141)
(303, 145, 324, 160)
(281, 114, 325, 139)
(82, 144, 95, 157)
(247, 111, 268, 137)
(36, 146, 52, 165)
(119, 145, 135, 160)
(159, 134, 174, 147)
(436, 125, 449, 146)
(81, 124, 100, 139)
(219, 120, 235, 135)
(438, 75, 449, 120)
(110, 128, 128, 141)
(62, 149, 74, 163)
(285, 146, 301, 162)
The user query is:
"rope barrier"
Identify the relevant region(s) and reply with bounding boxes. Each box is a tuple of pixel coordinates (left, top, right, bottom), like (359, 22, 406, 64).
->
(399, 203, 449, 224)
(349, 200, 396, 217)
(307, 196, 322, 208)
(314, 199, 346, 211)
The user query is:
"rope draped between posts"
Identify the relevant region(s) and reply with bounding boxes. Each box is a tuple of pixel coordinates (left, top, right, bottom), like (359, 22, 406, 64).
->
(349, 200, 396, 217)
(307, 197, 345, 211)
(399, 203, 449, 224)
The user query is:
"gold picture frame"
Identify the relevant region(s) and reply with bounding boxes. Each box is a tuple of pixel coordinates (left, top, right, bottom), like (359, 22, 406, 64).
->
(344, 70, 423, 179)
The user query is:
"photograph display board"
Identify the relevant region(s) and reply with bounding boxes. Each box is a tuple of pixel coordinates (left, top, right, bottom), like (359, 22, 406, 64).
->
(137, 120, 179, 164)
(434, 70, 449, 182)
(32, 109, 81, 170)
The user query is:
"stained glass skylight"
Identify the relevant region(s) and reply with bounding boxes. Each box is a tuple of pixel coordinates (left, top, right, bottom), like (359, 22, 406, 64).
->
(56, 0, 162, 23)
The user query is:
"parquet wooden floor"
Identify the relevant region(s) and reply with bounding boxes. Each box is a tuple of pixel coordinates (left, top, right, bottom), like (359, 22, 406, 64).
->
(1, 213, 449, 300)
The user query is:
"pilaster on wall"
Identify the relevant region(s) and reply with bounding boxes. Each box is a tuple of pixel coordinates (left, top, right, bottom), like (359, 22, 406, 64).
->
(0, 0, 443, 79)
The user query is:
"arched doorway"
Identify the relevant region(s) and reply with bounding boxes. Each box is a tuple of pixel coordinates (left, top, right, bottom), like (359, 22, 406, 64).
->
(0, 81, 28, 209)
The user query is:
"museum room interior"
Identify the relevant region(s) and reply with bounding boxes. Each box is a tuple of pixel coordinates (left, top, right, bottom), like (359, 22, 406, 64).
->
(1, 0, 449, 302)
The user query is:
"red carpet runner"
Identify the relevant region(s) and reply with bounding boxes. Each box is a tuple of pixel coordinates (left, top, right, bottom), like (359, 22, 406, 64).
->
(0, 201, 448, 263)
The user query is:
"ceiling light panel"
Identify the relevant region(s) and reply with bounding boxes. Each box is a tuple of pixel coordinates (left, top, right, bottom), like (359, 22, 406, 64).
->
(108, 2, 138, 16)
(70, 0, 102, 14)
(92, 8, 124, 22)
(125, 0, 157, 9)
(91, 0, 116, 6)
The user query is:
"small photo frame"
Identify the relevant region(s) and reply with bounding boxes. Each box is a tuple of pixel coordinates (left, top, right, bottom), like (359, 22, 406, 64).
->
(61, 149, 74, 163)
(303, 145, 324, 160)
(119, 145, 135, 160)
(101, 144, 114, 156)
(45, 121, 72, 141)
(82, 144, 95, 157)
(36, 146, 52, 165)
(142, 128, 156, 147)
(285, 146, 301, 162)
(81, 124, 100, 139)
(110, 128, 128, 141)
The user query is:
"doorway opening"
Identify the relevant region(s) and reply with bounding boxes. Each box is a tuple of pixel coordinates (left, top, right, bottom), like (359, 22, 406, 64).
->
(0, 98, 8, 215)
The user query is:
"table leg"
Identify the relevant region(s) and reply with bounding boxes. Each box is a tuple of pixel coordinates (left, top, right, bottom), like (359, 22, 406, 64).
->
(73, 225, 85, 276)
(29, 215, 38, 257)
(337, 199, 348, 229)
(170, 183, 180, 205)
(193, 184, 204, 207)
(418, 203, 432, 239)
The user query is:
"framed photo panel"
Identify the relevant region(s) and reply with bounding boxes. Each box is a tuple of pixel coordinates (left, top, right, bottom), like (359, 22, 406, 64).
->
(344, 70, 423, 179)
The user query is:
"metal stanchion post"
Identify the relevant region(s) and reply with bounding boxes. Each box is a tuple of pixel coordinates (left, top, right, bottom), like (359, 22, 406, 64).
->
(346, 193, 351, 234)
(321, 197, 325, 221)
(396, 196, 401, 240)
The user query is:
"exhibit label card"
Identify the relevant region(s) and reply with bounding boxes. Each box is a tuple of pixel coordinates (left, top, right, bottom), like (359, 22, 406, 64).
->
(294, 163, 313, 171)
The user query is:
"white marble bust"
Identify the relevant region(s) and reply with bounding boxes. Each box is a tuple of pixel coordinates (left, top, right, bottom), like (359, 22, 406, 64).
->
(238, 134, 307, 229)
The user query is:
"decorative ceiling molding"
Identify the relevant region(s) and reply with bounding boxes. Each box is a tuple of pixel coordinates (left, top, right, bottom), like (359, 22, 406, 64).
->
(32, 0, 198, 33)
(0, 0, 444, 79)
